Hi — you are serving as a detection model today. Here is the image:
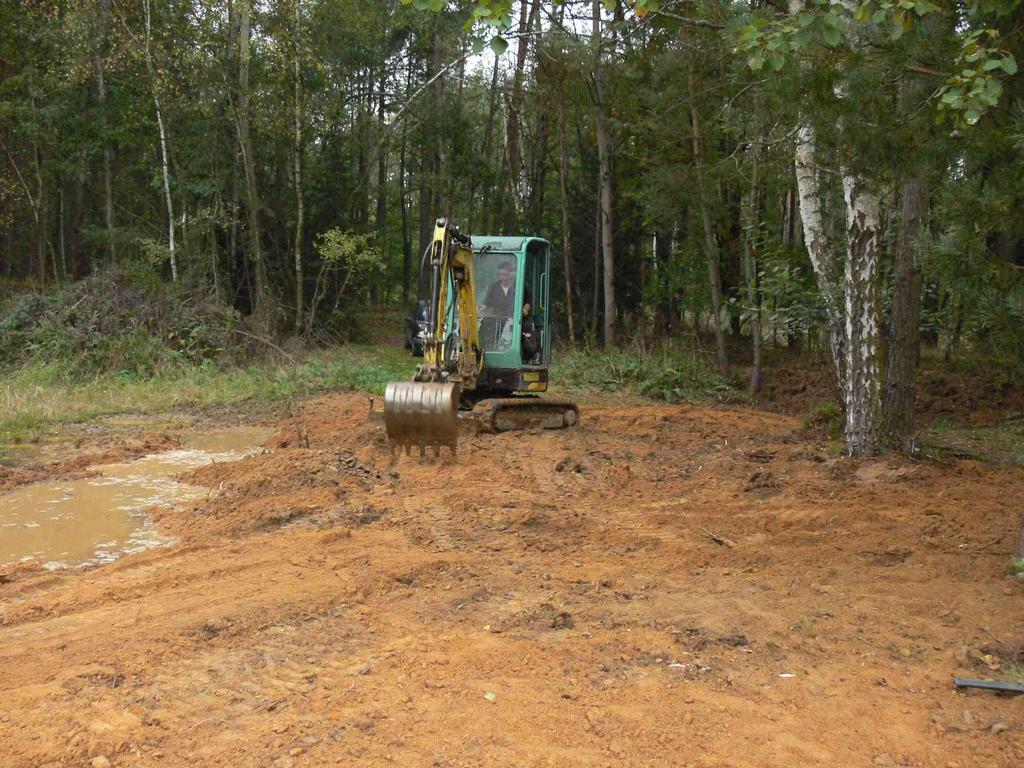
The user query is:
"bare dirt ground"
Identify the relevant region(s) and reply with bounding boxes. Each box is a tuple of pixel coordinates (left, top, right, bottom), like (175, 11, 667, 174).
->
(1, 392, 1023, 767)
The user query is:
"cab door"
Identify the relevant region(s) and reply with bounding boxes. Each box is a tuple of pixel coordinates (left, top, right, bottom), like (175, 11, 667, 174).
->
(523, 241, 550, 366)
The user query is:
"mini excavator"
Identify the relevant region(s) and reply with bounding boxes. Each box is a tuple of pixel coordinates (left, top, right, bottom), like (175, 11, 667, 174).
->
(383, 218, 578, 453)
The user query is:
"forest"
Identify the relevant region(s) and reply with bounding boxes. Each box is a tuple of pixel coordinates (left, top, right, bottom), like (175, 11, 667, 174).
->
(4, 3, 1024, 766)
(1, 0, 1023, 458)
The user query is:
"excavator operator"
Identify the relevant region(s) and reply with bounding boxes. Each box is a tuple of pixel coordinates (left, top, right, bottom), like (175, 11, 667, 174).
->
(480, 261, 531, 319)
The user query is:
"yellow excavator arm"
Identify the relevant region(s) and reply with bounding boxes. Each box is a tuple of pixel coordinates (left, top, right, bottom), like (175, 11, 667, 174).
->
(419, 219, 482, 388)
(383, 219, 482, 454)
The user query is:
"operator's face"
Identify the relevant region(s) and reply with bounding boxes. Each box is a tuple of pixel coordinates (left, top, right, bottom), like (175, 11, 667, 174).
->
(499, 267, 513, 287)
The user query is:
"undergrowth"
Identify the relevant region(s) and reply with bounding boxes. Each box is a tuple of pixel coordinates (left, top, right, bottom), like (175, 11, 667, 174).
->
(552, 348, 743, 404)
(0, 269, 740, 447)
(0, 265, 240, 377)
(0, 346, 414, 446)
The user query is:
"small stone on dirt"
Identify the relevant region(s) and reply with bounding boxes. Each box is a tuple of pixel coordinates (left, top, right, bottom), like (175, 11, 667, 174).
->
(555, 456, 585, 473)
(483, 691, 497, 703)
(744, 470, 780, 493)
(345, 662, 371, 676)
(92, 758, 112, 768)
(551, 612, 574, 630)
(289, 747, 305, 757)
(717, 634, 749, 647)
(873, 755, 895, 767)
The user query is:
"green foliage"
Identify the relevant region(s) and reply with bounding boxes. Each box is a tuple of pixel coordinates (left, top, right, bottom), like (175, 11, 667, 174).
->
(736, 3, 852, 73)
(553, 348, 742, 404)
(806, 401, 843, 438)
(757, 245, 824, 341)
(314, 230, 383, 277)
(1013, 558, 1024, 580)
(937, 29, 1017, 126)
(0, 267, 240, 378)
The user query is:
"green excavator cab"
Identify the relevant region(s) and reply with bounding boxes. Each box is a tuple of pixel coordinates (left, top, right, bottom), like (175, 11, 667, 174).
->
(470, 235, 552, 395)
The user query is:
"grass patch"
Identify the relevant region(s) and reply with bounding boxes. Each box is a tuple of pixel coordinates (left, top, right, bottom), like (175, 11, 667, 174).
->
(916, 418, 1024, 464)
(0, 345, 416, 448)
(0, 342, 742, 452)
(551, 348, 743, 404)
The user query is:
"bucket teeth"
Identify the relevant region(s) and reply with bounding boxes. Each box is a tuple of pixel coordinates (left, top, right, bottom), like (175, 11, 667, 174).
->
(383, 381, 459, 454)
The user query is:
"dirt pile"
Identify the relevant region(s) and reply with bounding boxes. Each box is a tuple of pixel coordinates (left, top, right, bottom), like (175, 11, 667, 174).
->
(1, 393, 1022, 766)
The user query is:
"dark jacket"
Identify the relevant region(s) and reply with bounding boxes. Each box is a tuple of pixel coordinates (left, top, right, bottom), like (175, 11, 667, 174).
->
(483, 280, 531, 317)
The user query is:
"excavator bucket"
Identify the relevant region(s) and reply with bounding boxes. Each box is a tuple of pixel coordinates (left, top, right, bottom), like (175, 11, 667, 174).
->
(382, 381, 459, 454)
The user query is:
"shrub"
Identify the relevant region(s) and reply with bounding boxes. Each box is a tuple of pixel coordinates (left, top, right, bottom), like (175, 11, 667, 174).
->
(0, 266, 241, 378)
(553, 347, 741, 404)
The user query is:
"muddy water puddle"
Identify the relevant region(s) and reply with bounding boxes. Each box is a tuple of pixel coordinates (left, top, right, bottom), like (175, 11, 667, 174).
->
(0, 426, 270, 570)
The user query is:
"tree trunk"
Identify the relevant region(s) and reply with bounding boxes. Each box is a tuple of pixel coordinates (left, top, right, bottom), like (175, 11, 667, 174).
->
(503, 0, 540, 231)
(794, 122, 844, 388)
(97, 0, 115, 263)
(558, 90, 575, 344)
(591, 187, 600, 343)
(592, 1, 615, 347)
(430, 29, 446, 222)
(479, 55, 501, 235)
(376, 62, 388, 305)
(418, 159, 430, 257)
(399, 116, 411, 303)
(69, 161, 85, 277)
(58, 181, 66, 280)
(782, 187, 797, 248)
(292, 0, 304, 334)
(840, 167, 883, 456)
(742, 133, 763, 394)
(883, 175, 927, 452)
(236, 0, 272, 328)
(687, 59, 728, 376)
(143, 0, 176, 282)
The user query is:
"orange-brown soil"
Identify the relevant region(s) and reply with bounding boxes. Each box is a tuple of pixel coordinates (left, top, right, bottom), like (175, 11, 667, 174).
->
(1, 393, 1022, 767)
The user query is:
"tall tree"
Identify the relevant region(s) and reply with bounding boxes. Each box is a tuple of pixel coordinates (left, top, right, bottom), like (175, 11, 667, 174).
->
(592, 0, 616, 346)
(235, 0, 272, 327)
(687, 55, 728, 377)
(142, 0, 177, 282)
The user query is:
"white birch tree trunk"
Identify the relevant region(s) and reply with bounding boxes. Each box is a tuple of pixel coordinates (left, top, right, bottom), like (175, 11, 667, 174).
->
(788, 0, 886, 455)
(143, 0, 177, 282)
(793, 123, 844, 389)
(840, 170, 883, 455)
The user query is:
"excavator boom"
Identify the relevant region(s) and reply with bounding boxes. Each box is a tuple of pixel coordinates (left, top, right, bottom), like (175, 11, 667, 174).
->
(383, 219, 481, 454)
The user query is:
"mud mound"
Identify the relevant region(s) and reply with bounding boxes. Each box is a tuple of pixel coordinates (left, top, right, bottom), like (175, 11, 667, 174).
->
(167, 443, 394, 538)
(267, 394, 385, 456)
